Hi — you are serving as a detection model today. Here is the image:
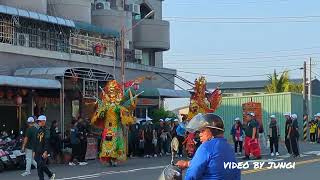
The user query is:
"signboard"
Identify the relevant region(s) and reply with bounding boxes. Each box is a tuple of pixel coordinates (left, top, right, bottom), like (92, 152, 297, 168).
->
(83, 79, 98, 99)
(242, 102, 263, 129)
(85, 137, 98, 160)
(137, 98, 159, 106)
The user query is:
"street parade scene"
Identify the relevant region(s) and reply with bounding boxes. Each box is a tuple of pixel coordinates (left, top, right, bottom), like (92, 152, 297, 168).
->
(0, 0, 320, 180)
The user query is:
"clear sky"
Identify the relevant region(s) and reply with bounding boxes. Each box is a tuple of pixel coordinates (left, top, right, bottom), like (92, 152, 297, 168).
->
(162, 0, 320, 110)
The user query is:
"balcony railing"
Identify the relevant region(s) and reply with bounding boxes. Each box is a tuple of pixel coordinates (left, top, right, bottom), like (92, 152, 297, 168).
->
(0, 16, 116, 58)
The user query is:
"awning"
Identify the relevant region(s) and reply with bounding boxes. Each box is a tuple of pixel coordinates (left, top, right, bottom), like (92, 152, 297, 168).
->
(137, 88, 191, 98)
(0, 4, 75, 27)
(0, 75, 61, 89)
(74, 21, 119, 38)
(15, 67, 114, 81)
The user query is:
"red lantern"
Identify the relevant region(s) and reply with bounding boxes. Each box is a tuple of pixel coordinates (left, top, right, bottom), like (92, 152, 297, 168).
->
(0, 91, 4, 98)
(7, 90, 13, 99)
(16, 95, 22, 105)
(95, 43, 102, 54)
(133, 84, 139, 90)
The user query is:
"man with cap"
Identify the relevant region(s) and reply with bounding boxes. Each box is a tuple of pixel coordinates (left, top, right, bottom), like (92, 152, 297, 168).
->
(289, 114, 300, 157)
(284, 112, 292, 155)
(21, 117, 38, 176)
(33, 115, 55, 180)
(315, 113, 320, 143)
(268, 115, 280, 156)
(243, 112, 261, 160)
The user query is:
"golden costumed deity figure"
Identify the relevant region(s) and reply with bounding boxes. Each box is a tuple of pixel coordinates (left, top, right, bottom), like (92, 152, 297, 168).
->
(187, 76, 222, 120)
(91, 80, 138, 166)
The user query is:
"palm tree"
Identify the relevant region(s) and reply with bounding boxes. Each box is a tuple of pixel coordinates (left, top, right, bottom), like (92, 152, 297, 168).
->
(265, 70, 303, 93)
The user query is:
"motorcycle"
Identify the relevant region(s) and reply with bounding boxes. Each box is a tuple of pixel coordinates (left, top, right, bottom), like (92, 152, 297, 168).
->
(0, 130, 26, 171)
(158, 137, 183, 180)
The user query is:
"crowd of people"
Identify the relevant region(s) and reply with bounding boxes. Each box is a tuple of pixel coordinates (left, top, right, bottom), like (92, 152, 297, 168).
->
(18, 111, 320, 180)
(128, 117, 198, 159)
(230, 112, 320, 160)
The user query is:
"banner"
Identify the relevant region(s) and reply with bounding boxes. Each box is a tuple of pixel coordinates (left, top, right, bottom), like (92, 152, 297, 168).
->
(85, 137, 98, 160)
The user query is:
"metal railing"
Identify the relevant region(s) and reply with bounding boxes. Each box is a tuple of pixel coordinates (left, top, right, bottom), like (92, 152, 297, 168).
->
(0, 16, 116, 58)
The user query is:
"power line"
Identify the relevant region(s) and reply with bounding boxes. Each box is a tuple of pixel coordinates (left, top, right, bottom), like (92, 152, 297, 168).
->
(163, 0, 290, 6)
(163, 53, 320, 62)
(165, 46, 320, 57)
(163, 58, 311, 65)
(167, 65, 302, 70)
(177, 67, 302, 78)
(164, 15, 320, 20)
(165, 19, 320, 24)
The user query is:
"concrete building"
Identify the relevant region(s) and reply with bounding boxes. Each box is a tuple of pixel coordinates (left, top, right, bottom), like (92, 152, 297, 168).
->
(0, 0, 183, 134)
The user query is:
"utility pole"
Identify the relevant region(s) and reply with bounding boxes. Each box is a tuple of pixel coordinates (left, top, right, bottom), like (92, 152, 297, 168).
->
(308, 58, 312, 119)
(303, 61, 307, 116)
(120, 27, 125, 93)
(302, 61, 308, 141)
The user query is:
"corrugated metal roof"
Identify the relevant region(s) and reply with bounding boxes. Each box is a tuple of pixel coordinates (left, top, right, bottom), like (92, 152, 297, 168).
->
(0, 4, 75, 27)
(138, 88, 191, 98)
(0, 75, 61, 89)
(207, 79, 303, 90)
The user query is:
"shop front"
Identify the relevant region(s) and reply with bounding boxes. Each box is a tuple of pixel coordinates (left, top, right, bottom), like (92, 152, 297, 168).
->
(15, 67, 114, 138)
(0, 75, 61, 134)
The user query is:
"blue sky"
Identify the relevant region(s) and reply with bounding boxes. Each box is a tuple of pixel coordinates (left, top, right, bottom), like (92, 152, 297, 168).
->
(162, 0, 320, 110)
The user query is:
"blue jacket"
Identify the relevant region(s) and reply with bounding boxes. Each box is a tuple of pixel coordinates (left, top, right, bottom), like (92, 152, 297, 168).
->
(185, 137, 241, 180)
(176, 123, 186, 137)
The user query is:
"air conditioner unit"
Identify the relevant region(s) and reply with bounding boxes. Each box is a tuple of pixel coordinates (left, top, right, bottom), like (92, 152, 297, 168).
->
(129, 4, 140, 15)
(16, 33, 29, 47)
(134, 49, 142, 60)
(95, 0, 111, 10)
(124, 40, 130, 49)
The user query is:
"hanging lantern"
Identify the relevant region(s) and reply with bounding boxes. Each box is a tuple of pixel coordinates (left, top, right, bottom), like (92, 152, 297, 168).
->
(133, 84, 139, 91)
(0, 91, 4, 98)
(21, 89, 28, 96)
(16, 95, 22, 105)
(7, 90, 13, 99)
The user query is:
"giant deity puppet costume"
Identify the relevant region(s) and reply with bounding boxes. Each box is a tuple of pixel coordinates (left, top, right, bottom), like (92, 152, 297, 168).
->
(91, 79, 143, 166)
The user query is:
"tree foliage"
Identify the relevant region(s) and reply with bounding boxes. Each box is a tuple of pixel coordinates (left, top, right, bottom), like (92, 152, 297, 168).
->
(149, 107, 177, 123)
(265, 70, 303, 93)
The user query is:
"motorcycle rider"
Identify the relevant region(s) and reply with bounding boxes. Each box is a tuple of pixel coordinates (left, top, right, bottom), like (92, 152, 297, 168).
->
(176, 113, 240, 180)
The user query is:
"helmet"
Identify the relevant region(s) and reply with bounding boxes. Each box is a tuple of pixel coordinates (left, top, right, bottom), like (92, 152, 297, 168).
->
(186, 113, 224, 133)
(158, 164, 182, 180)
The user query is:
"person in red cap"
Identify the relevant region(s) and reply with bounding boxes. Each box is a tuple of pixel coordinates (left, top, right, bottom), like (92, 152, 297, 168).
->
(243, 112, 261, 160)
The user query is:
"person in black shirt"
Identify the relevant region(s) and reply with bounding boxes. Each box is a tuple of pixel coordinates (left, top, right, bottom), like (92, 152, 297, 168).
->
(34, 115, 55, 180)
(289, 114, 300, 157)
(49, 120, 61, 164)
(77, 118, 90, 165)
(268, 115, 280, 156)
(284, 112, 292, 155)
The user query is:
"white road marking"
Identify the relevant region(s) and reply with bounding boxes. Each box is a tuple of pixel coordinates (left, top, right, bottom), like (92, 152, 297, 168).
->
(302, 151, 320, 156)
(56, 165, 167, 180)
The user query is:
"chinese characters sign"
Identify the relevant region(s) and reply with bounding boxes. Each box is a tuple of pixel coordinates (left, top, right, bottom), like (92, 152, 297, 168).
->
(83, 79, 98, 99)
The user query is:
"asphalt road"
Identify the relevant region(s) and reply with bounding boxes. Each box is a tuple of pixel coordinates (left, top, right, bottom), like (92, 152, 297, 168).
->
(1, 142, 320, 180)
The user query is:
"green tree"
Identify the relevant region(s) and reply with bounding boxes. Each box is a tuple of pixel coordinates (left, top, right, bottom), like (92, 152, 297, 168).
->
(265, 70, 303, 93)
(149, 107, 177, 124)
